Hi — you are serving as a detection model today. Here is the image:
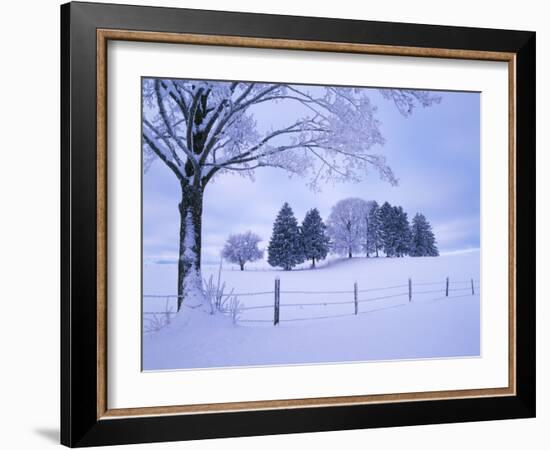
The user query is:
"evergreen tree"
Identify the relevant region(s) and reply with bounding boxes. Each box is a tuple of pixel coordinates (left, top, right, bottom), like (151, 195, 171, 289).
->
(410, 213, 439, 256)
(267, 203, 305, 270)
(379, 201, 397, 257)
(359, 200, 376, 257)
(379, 202, 413, 257)
(301, 208, 330, 268)
(393, 206, 411, 257)
(367, 201, 383, 257)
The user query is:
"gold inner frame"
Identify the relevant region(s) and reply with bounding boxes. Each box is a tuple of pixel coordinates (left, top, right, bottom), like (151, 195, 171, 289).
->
(96, 29, 517, 420)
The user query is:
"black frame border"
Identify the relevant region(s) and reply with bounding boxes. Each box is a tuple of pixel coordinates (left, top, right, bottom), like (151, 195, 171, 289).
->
(61, 2, 535, 447)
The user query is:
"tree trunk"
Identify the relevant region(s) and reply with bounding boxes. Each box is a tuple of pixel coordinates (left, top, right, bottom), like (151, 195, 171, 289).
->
(177, 182, 204, 311)
(240, 263, 244, 271)
(312, 258, 316, 268)
(348, 249, 352, 258)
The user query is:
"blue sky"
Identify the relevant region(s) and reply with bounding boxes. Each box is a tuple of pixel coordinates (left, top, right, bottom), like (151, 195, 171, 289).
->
(143, 84, 480, 264)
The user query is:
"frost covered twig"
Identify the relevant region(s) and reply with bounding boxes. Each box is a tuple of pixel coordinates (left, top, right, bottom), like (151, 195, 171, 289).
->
(201, 261, 243, 324)
(144, 298, 175, 334)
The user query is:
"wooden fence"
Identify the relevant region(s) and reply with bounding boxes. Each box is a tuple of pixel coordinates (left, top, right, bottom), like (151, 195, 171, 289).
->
(143, 277, 480, 329)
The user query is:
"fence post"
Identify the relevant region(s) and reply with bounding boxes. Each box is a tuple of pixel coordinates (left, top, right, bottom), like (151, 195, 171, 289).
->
(471, 278, 475, 295)
(408, 278, 412, 302)
(274, 277, 280, 326)
(446, 277, 449, 297)
(354, 282, 358, 315)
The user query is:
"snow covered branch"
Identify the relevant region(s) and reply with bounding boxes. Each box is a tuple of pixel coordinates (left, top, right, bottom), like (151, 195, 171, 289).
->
(142, 79, 440, 190)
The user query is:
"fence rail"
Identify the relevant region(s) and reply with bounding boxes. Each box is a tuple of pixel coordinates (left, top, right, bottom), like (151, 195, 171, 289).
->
(143, 277, 480, 329)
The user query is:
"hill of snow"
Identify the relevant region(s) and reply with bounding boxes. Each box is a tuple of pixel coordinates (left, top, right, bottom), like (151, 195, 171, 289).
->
(143, 250, 480, 370)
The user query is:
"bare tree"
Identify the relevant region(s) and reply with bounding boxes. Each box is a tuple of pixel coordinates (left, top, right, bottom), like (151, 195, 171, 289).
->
(327, 198, 368, 258)
(221, 231, 263, 271)
(142, 79, 440, 310)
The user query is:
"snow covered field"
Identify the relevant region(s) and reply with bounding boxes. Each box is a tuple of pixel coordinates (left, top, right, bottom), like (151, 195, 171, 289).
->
(142, 250, 480, 370)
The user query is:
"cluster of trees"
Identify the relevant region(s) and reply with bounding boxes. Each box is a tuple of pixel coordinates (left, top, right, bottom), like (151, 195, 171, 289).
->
(221, 204, 329, 271)
(328, 199, 439, 259)
(267, 203, 330, 270)
(222, 199, 438, 271)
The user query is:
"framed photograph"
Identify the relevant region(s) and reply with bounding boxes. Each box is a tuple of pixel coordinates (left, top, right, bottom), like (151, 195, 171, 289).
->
(61, 1, 535, 447)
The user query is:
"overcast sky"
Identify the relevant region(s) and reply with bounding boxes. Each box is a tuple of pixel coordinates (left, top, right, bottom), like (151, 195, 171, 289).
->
(143, 84, 480, 264)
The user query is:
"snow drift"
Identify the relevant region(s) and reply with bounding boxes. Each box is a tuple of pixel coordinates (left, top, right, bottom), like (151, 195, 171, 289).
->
(143, 250, 480, 371)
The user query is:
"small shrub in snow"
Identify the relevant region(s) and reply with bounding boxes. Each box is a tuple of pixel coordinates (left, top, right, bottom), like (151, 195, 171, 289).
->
(203, 274, 226, 314)
(202, 260, 243, 323)
(223, 295, 243, 325)
(144, 299, 174, 334)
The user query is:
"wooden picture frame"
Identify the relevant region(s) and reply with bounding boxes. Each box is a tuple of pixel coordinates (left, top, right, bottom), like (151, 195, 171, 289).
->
(61, 1, 535, 447)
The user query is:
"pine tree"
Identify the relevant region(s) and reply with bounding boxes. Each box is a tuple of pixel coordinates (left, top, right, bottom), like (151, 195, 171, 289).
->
(359, 201, 375, 257)
(367, 201, 383, 257)
(410, 213, 439, 257)
(393, 206, 411, 257)
(301, 208, 330, 268)
(267, 203, 305, 270)
(379, 201, 397, 257)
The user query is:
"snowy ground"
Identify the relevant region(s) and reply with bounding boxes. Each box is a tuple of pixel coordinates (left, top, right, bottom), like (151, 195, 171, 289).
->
(142, 250, 480, 370)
